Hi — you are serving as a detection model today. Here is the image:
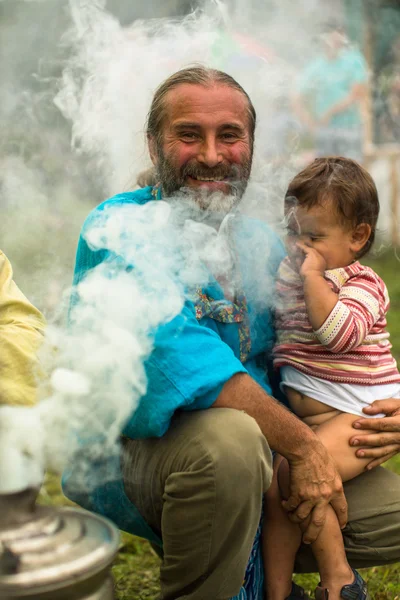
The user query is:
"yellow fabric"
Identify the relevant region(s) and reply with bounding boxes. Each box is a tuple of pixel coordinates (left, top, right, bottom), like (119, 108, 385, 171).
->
(0, 251, 45, 405)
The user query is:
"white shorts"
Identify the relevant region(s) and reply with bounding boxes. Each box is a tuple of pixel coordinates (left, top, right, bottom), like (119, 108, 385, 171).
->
(280, 366, 400, 418)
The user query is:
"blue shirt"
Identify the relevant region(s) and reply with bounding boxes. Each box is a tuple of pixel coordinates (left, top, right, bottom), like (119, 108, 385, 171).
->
(63, 186, 285, 566)
(297, 47, 368, 128)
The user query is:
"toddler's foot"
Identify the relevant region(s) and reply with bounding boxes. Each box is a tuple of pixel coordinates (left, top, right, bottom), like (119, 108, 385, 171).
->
(315, 569, 370, 599)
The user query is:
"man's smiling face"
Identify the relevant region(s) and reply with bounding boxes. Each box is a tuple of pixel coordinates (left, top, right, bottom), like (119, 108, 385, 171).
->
(149, 83, 253, 208)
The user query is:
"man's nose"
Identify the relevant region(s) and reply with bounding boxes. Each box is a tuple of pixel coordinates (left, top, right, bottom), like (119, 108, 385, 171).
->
(198, 137, 223, 167)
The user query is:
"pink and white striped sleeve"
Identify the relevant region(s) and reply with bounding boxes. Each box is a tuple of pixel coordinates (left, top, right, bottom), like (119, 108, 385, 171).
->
(313, 272, 387, 353)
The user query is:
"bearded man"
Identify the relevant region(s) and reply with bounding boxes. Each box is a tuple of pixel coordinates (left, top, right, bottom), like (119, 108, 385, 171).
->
(66, 67, 400, 600)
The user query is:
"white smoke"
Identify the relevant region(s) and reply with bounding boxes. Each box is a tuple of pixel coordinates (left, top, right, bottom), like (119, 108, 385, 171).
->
(0, 0, 349, 312)
(54, 0, 303, 201)
(0, 195, 241, 493)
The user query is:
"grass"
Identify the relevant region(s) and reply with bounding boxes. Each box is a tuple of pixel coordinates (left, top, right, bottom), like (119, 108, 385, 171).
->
(38, 250, 400, 599)
(366, 251, 400, 360)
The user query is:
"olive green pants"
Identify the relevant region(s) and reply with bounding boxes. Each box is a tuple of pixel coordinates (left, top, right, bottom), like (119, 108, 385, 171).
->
(121, 408, 400, 600)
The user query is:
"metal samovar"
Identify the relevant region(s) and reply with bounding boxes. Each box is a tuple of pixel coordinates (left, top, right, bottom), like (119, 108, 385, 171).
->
(0, 487, 120, 599)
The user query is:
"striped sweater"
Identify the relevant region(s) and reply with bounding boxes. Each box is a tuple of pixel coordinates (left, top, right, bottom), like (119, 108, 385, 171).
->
(273, 257, 400, 385)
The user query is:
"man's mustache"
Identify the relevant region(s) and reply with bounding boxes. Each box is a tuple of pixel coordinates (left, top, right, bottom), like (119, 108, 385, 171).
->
(181, 163, 240, 181)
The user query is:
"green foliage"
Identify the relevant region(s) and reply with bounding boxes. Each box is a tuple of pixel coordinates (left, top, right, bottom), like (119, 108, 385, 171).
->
(364, 251, 400, 361)
(113, 534, 161, 600)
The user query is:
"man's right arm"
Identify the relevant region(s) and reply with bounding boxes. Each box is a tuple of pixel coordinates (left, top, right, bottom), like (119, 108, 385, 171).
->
(214, 372, 348, 543)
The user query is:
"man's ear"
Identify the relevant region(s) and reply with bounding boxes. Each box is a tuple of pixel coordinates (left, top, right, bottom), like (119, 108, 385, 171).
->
(351, 223, 372, 252)
(148, 135, 158, 166)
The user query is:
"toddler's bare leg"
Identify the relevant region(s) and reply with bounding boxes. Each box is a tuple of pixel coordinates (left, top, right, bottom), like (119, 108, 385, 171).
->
(263, 455, 302, 600)
(314, 412, 371, 482)
(264, 412, 372, 600)
(275, 458, 353, 600)
(305, 412, 371, 597)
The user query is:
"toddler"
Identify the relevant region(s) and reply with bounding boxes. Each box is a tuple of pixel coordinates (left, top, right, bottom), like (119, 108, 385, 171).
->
(263, 157, 400, 600)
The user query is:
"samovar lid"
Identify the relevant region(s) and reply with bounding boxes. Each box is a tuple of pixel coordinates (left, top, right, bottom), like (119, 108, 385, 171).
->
(0, 489, 120, 596)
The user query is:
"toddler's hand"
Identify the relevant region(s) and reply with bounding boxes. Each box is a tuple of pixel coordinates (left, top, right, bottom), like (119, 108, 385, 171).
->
(296, 241, 326, 279)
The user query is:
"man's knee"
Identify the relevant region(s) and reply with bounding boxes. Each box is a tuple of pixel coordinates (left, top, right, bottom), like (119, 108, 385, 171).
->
(124, 408, 273, 531)
(295, 467, 400, 572)
(187, 408, 273, 497)
(163, 409, 270, 563)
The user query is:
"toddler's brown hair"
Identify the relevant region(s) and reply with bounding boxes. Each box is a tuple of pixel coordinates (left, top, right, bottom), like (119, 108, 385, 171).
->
(285, 157, 379, 258)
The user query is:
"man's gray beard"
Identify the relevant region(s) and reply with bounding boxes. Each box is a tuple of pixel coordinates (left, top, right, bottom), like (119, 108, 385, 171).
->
(155, 148, 252, 216)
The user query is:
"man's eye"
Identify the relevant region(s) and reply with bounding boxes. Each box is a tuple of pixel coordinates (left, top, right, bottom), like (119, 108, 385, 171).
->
(221, 133, 238, 141)
(180, 132, 199, 141)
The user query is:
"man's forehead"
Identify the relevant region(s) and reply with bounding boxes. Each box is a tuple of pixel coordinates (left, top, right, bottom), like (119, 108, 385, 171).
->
(164, 83, 249, 126)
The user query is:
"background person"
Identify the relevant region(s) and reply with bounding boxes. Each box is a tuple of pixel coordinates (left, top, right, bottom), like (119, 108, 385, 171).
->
(0, 250, 45, 406)
(376, 33, 400, 142)
(293, 22, 368, 162)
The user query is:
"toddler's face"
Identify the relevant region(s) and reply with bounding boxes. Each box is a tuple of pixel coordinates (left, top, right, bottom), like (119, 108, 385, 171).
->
(284, 202, 356, 270)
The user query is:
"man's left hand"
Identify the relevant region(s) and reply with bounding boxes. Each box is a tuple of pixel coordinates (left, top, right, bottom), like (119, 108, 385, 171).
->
(350, 399, 400, 469)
